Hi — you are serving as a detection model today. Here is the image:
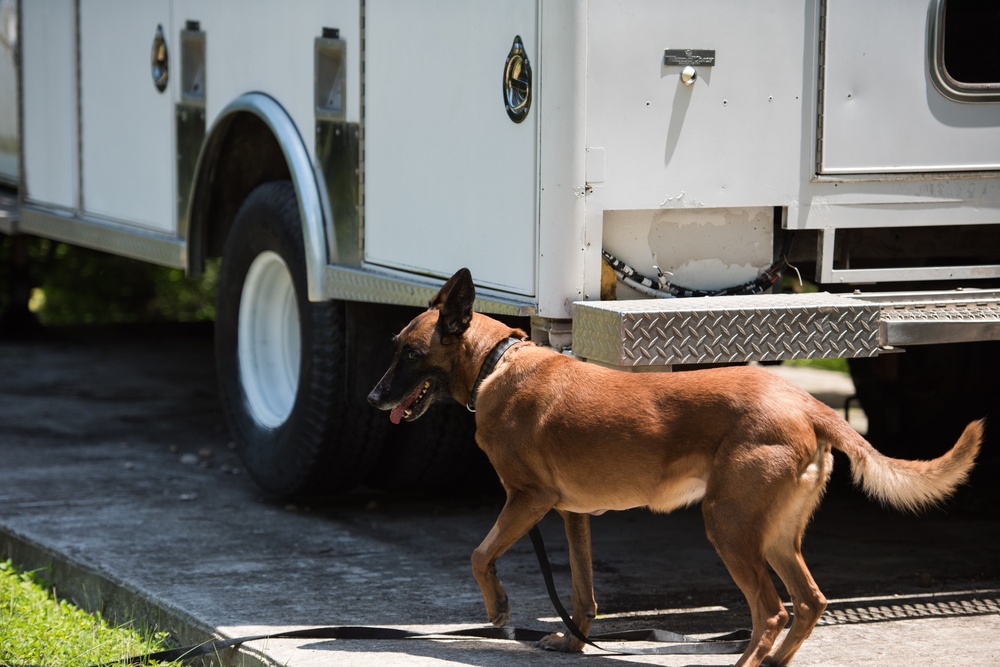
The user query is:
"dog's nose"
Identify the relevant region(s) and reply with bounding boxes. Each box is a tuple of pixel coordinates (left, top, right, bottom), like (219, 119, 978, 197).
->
(366, 385, 382, 407)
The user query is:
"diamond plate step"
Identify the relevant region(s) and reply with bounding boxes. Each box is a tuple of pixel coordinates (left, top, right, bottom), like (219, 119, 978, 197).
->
(572, 292, 882, 368)
(845, 288, 1000, 347)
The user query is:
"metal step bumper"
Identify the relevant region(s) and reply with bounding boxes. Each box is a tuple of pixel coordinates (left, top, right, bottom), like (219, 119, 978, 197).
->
(572, 289, 1000, 369)
(845, 288, 1000, 347)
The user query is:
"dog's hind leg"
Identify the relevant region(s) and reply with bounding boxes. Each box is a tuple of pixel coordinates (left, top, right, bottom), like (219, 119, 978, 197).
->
(538, 511, 597, 652)
(472, 488, 558, 628)
(762, 545, 826, 666)
(762, 455, 831, 666)
(710, 542, 788, 667)
(703, 480, 790, 666)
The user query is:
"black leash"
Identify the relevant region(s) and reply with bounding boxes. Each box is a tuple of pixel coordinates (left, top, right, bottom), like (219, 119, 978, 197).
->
(13, 526, 748, 667)
(527, 525, 751, 656)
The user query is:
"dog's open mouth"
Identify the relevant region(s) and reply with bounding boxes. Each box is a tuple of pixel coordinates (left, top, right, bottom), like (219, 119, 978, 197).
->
(390, 380, 432, 424)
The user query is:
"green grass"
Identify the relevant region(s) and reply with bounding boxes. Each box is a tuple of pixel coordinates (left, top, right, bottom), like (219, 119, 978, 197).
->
(782, 357, 850, 373)
(0, 237, 218, 326)
(0, 560, 179, 667)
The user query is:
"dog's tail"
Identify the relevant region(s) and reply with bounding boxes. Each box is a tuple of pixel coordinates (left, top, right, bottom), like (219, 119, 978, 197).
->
(820, 414, 983, 512)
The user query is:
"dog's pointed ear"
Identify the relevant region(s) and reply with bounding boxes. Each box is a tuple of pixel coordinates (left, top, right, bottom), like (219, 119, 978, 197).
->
(430, 268, 475, 342)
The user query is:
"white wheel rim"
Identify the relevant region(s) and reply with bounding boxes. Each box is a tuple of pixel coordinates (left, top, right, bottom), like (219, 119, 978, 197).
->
(238, 251, 301, 429)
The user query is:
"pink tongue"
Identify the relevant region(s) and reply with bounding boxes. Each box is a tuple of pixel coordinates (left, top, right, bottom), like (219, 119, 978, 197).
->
(390, 404, 406, 425)
(389, 383, 425, 425)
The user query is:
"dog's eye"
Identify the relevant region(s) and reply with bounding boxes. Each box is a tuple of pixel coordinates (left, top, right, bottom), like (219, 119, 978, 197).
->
(404, 349, 421, 362)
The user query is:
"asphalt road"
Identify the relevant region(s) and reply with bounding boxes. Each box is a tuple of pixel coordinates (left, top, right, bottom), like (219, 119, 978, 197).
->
(1, 324, 998, 666)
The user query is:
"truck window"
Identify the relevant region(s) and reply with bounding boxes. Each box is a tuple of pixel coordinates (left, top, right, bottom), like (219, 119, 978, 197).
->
(931, 0, 1000, 101)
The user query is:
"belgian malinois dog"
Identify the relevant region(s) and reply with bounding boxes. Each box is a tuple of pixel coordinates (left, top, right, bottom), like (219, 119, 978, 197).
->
(367, 268, 983, 666)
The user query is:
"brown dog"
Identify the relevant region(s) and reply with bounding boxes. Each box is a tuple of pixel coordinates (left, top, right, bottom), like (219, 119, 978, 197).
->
(367, 268, 983, 666)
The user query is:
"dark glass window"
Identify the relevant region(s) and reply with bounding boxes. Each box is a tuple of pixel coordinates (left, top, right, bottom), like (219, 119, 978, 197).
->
(942, 0, 1000, 84)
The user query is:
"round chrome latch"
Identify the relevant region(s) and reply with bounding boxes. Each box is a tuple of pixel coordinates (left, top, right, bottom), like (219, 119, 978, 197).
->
(503, 35, 532, 123)
(151, 24, 168, 92)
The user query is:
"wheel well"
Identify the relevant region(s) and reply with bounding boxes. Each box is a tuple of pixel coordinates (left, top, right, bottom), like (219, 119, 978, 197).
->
(188, 112, 291, 273)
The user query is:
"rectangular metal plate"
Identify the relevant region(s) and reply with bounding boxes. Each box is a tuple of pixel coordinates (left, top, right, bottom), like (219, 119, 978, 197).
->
(316, 121, 361, 265)
(572, 292, 881, 368)
(848, 289, 1000, 346)
(19, 206, 186, 269)
(323, 264, 536, 317)
(662, 49, 716, 67)
(315, 36, 347, 121)
(180, 29, 206, 104)
(175, 105, 205, 241)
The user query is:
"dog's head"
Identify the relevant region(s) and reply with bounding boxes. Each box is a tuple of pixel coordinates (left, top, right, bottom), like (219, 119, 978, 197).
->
(367, 268, 477, 424)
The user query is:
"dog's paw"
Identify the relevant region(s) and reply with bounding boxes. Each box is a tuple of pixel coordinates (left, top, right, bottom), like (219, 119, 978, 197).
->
(488, 595, 511, 627)
(537, 632, 584, 653)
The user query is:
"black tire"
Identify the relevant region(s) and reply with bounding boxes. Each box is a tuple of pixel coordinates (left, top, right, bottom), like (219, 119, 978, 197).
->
(215, 181, 383, 499)
(367, 401, 500, 496)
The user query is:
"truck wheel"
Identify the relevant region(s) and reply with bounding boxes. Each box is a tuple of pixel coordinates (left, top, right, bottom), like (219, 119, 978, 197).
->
(215, 181, 382, 499)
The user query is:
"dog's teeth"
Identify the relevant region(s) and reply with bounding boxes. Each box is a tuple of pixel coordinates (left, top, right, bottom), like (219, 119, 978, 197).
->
(423, 380, 431, 389)
(403, 409, 412, 418)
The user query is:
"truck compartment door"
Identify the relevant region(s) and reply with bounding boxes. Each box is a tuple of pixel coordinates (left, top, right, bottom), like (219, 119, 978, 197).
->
(21, 0, 78, 209)
(79, 1, 175, 232)
(362, 0, 538, 296)
(820, 0, 1000, 174)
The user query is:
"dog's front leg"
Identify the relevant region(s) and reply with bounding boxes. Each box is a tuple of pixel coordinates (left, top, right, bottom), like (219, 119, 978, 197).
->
(472, 489, 558, 628)
(538, 511, 596, 653)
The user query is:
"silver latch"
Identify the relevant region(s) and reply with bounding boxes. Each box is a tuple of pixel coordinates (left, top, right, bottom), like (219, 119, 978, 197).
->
(663, 49, 715, 87)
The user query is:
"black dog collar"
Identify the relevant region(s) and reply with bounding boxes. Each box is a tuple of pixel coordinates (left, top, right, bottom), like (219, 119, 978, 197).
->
(467, 337, 526, 412)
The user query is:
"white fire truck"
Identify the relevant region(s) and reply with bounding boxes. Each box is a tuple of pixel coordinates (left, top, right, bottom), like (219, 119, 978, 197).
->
(2, 0, 998, 498)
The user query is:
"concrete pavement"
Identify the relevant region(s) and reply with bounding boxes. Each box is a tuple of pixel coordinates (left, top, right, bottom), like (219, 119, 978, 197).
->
(1, 325, 997, 666)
